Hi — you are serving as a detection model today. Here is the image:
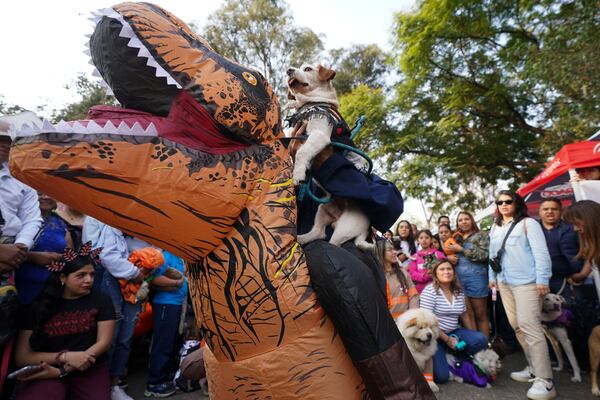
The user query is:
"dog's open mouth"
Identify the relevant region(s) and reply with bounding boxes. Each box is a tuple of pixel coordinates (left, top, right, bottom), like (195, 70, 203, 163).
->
(288, 77, 309, 88)
(416, 338, 432, 346)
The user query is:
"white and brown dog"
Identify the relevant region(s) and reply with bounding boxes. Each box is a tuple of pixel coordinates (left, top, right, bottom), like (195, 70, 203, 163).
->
(285, 64, 372, 250)
(541, 293, 582, 382)
(396, 308, 440, 392)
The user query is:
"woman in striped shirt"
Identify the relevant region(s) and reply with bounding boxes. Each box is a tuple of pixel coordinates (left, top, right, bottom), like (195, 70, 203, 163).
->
(420, 260, 488, 384)
(374, 240, 419, 320)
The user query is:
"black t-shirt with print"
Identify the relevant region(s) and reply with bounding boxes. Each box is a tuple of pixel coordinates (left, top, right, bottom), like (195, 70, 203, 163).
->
(22, 291, 115, 363)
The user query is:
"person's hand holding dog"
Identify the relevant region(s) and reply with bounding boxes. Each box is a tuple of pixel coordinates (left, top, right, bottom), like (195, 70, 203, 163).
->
(287, 121, 333, 171)
(536, 284, 550, 298)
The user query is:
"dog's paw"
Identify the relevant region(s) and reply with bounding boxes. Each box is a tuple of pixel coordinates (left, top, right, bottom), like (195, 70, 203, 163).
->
(292, 169, 307, 186)
(297, 234, 310, 244)
(428, 381, 439, 393)
(485, 383, 492, 389)
(593, 386, 600, 397)
(570, 374, 582, 383)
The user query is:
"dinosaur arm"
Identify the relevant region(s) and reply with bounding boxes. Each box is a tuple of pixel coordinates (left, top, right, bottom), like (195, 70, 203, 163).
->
(312, 153, 404, 231)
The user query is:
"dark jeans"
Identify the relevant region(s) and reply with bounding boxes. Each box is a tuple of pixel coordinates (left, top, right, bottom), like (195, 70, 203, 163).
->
(100, 272, 141, 378)
(433, 328, 488, 384)
(148, 303, 182, 385)
(15, 363, 110, 400)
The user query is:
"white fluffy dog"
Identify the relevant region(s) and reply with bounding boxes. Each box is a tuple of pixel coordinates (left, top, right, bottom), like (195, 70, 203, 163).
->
(541, 293, 582, 382)
(396, 308, 440, 392)
(285, 63, 372, 250)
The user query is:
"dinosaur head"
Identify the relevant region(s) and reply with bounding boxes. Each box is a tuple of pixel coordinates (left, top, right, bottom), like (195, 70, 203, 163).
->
(8, 2, 286, 260)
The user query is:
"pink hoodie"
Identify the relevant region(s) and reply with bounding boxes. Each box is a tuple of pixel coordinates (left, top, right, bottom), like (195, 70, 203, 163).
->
(408, 248, 446, 293)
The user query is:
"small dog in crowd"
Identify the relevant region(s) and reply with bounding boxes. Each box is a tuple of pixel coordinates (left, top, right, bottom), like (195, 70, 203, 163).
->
(590, 325, 600, 397)
(446, 349, 501, 388)
(396, 308, 440, 392)
(540, 293, 582, 383)
(285, 63, 372, 250)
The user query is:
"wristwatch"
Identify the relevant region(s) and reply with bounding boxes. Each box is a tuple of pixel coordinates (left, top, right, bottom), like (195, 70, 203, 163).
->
(57, 364, 70, 379)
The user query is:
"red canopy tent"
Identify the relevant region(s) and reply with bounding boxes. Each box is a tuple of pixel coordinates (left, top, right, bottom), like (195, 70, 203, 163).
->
(517, 141, 600, 214)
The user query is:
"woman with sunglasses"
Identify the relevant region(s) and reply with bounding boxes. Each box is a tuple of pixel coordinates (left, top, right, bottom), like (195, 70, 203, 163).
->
(489, 190, 555, 400)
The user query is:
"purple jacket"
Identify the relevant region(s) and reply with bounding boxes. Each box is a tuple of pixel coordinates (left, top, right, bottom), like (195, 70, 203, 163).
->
(449, 359, 490, 388)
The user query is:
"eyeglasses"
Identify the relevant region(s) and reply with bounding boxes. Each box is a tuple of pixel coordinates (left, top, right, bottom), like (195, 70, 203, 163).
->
(495, 200, 514, 206)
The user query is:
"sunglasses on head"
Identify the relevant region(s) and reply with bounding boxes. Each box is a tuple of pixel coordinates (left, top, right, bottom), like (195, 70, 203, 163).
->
(496, 199, 513, 206)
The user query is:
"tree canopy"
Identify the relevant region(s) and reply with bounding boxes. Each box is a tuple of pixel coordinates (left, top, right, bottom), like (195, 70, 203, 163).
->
(383, 0, 600, 215)
(202, 0, 324, 98)
(51, 75, 116, 122)
(5, 0, 599, 222)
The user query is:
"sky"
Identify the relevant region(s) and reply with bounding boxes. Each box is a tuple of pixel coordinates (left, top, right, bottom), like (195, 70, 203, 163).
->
(0, 0, 429, 225)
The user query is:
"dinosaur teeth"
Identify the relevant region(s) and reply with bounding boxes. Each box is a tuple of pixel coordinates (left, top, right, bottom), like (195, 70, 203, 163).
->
(72, 121, 88, 134)
(102, 121, 117, 134)
(54, 120, 73, 134)
(13, 118, 159, 137)
(137, 47, 151, 58)
(42, 119, 56, 132)
(83, 7, 182, 92)
(144, 123, 158, 136)
(85, 121, 102, 132)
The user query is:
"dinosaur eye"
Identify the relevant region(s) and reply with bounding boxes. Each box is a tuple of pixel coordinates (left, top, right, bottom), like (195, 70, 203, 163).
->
(242, 71, 257, 86)
(303, 67, 312, 72)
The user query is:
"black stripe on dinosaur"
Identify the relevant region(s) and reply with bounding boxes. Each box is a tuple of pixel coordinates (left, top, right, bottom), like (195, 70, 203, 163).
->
(47, 164, 168, 218)
(93, 203, 153, 228)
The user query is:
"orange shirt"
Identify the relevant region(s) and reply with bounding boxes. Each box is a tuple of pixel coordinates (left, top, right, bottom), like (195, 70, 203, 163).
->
(385, 268, 419, 320)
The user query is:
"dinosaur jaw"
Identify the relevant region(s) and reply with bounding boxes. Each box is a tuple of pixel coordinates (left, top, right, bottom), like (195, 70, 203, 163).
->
(86, 6, 181, 99)
(10, 125, 273, 260)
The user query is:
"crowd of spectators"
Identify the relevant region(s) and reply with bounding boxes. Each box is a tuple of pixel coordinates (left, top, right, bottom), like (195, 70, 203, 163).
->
(0, 131, 195, 400)
(373, 188, 600, 399)
(1, 118, 599, 400)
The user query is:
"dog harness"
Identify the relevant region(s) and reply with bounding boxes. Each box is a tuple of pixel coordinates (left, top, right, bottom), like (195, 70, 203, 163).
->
(285, 103, 353, 145)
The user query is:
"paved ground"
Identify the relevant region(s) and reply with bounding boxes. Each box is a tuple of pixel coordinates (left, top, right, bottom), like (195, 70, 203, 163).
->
(127, 351, 593, 399)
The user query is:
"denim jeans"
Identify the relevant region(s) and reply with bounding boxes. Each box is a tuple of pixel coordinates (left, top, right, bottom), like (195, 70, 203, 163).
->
(100, 271, 141, 378)
(432, 328, 489, 383)
(148, 303, 182, 385)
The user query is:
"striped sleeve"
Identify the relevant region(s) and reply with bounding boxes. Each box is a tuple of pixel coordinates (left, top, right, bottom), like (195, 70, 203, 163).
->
(419, 285, 435, 311)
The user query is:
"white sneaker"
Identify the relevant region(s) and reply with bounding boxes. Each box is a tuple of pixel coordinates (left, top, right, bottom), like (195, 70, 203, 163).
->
(111, 385, 134, 400)
(510, 365, 535, 382)
(527, 378, 557, 400)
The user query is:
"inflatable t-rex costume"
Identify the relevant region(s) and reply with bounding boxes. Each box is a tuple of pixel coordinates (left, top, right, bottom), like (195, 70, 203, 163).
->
(9, 3, 432, 399)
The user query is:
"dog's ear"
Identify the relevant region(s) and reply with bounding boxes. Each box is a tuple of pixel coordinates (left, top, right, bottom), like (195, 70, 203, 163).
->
(287, 90, 296, 100)
(406, 317, 417, 327)
(558, 295, 565, 304)
(317, 64, 336, 81)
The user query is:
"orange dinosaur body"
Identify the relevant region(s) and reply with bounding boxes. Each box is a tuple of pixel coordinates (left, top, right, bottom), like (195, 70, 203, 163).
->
(9, 3, 366, 398)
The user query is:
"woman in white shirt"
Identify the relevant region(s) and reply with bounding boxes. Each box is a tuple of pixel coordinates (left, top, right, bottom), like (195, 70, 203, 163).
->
(420, 260, 488, 384)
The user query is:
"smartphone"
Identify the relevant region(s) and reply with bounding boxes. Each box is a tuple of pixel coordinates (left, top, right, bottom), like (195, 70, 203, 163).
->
(7, 365, 43, 379)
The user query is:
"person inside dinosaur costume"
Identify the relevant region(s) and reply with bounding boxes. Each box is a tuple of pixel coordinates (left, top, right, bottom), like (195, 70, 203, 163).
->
(8, 3, 432, 399)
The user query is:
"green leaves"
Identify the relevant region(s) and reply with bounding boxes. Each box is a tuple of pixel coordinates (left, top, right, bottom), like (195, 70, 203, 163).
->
(385, 0, 599, 215)
(51, 75, 116, 123)
(202, 0, 324, 99)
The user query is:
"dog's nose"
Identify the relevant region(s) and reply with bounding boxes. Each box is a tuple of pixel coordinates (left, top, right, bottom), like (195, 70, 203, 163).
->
(426, 332, 432, 340)
(287, 68, 295, 76)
